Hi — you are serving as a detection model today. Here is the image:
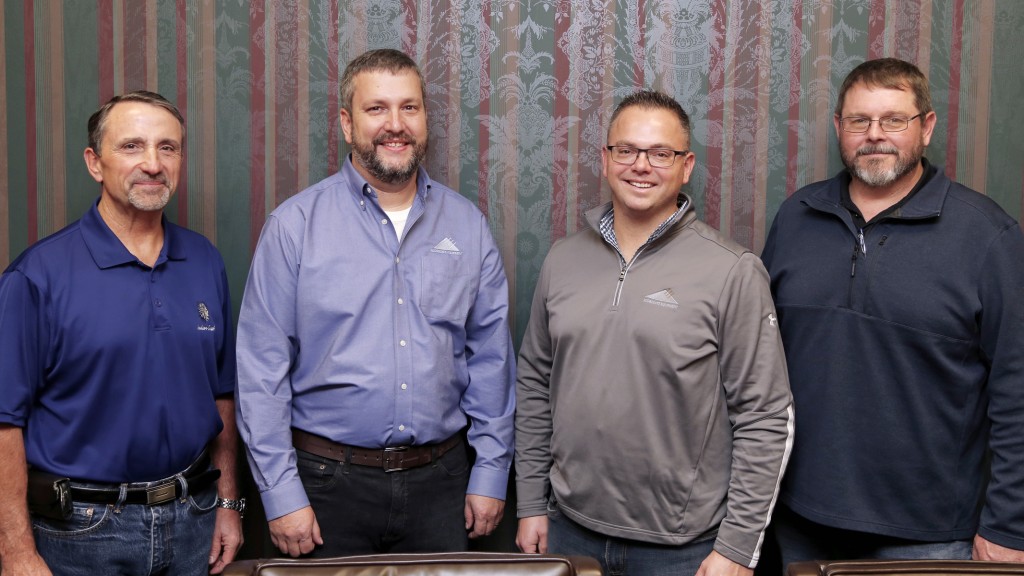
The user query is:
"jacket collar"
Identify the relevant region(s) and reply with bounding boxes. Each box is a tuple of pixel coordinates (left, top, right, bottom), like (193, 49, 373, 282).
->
(804, 158, 948, 223)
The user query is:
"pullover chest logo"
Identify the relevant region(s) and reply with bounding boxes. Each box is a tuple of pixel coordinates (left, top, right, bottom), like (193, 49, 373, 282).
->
(643, 289, 679, 309)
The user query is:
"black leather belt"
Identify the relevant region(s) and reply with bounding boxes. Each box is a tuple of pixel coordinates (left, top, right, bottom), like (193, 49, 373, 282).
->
(292, 428, 462, 473)
(70, 452, 220, 506)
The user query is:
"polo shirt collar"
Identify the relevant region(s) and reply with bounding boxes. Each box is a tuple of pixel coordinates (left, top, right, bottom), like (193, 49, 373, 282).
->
(80, 199, 182, 269)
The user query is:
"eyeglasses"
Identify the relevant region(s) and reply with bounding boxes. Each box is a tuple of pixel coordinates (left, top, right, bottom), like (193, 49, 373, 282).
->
(839, 113, 923, 133)
(606, 145, 689, 168)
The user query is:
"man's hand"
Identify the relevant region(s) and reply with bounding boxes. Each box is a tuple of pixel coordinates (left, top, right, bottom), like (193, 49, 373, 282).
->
(973, 534, 1024, 562)
(208, 507, 244, 573)
(268, 506, 323, 557)
(516, 515, 549, 554)
(695, 550, 753, 576)
(464, 495, 504, 539)
(0, 550, 53, 576)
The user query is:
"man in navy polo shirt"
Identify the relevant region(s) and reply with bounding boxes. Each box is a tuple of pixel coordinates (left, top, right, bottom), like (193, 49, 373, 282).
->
(0, 91, 243, 575)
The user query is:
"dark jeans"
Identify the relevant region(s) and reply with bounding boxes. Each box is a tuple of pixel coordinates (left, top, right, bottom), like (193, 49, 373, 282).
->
(547, 504, 716, 576)
(296, 439, 471, 556)
(32, 478, 217, 575)
(773, 504, 972, 570)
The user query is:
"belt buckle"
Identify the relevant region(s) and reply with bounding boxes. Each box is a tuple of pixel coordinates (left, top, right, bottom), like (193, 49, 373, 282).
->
(145, 482, 177, 505)
(383, 446, 408, 473)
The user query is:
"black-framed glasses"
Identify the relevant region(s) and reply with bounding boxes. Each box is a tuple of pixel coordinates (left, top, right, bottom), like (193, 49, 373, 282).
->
(606, 145, 689, 168)
(839, 113, 923, 133)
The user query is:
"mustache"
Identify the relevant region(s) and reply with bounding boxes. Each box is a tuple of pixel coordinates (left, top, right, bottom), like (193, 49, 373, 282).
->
(856, 145, 899, 156)
(128, 174, 169, 186)
(373, 132, 413, 145)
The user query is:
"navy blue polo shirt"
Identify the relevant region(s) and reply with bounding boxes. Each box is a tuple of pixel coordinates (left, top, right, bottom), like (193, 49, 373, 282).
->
(0, 201, 236, 482)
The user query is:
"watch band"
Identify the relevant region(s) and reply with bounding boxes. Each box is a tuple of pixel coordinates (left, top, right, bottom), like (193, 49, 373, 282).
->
(216, 497, 246, 518)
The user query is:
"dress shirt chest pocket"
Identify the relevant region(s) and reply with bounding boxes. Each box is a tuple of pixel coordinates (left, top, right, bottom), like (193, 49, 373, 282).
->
(419, 252, 473, 322)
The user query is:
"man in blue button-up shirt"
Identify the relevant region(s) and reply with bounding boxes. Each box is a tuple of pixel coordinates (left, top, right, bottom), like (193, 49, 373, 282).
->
(236, 49, 515, 557)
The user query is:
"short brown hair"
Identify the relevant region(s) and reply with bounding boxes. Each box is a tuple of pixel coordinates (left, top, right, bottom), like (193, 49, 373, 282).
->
(835, 58, 933, 117)
(340, 49, 426, 112)
(87, 91, 185, 153)
(608, 90, 691, 141)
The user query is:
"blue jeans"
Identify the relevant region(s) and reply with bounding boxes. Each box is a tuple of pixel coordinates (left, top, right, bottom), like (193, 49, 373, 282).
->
(32, 477, 218, 575)
(296, 438, 471, 556)
(773, 504, 973, 570)
(547, 504, 717, 576)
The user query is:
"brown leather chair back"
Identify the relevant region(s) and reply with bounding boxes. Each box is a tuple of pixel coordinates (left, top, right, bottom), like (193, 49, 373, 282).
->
(787, 560, 1024, 576)
(222, 552, 603, 575)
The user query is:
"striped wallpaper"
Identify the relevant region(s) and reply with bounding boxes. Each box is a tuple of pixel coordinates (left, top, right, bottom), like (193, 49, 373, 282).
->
(2, 0, 1023, 343)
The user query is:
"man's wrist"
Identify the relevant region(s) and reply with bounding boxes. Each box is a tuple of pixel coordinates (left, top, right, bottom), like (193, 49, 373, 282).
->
(216, 497, 246, 518)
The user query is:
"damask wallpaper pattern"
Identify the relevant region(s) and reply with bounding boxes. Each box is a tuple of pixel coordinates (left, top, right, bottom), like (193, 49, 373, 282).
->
(2, 0, 1022, 342)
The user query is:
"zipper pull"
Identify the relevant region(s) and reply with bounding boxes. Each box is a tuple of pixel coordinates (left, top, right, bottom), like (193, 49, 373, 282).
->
(850, 244, 858, 277)
(858, 228, 867, 255)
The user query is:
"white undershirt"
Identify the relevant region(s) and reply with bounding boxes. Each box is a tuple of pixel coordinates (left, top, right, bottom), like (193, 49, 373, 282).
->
(384, 206, 413, 240)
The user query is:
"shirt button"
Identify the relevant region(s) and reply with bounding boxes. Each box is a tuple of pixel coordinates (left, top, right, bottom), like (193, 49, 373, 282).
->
(401, 383, 408, 390)
(399, 340, 407, 347)
(397, 297, 404, 305)
(381, 218, 388, 225)
(155, 299, 162, 307)
(395, 256, 400, 264)
(398, 424, 406, 431)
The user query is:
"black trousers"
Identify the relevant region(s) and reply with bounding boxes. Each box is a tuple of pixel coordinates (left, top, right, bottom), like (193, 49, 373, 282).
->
(296, 440, 471, 556)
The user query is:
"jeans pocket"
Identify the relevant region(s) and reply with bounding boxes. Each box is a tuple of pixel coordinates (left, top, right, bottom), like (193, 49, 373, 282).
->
(32, 503, 111, 537)
(436, 442, 470, 477)
(187, 482, 219, 514)
(296, 449, 341, 491)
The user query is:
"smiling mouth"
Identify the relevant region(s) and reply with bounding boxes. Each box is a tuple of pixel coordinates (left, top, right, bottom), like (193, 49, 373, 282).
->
(627, 180, 655, 189)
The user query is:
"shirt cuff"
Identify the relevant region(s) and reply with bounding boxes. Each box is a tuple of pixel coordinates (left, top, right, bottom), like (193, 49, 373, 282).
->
(260, 476, 311, 521)
(467, 465, 509, 501)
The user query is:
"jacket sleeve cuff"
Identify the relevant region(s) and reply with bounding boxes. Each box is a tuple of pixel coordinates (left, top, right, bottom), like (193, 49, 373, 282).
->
(978, 525, 1024, 554)
(713, 522, 759, 569)
(260, 476, 311, 521)
(467, 466, 508, 501)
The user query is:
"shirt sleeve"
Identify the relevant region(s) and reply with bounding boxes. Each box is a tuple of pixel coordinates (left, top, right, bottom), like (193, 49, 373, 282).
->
(461, 214, 516, 500)
(235, 214, 309, 521)
(513, 257, 554, 518)
(0, 270, 43, 427)
(976, 223, 1024, 550)
(713, 252, 795, 568)
(211, 246, 237, 398)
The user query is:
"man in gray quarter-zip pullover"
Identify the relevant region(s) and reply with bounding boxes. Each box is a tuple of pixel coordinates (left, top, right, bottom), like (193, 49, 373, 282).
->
(515, 89, 794, 576)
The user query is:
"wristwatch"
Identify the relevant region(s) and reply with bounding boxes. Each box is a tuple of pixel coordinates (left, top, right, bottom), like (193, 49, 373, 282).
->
(216, 497, 246, 518)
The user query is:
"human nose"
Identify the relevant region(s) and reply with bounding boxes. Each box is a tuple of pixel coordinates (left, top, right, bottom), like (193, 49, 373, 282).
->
(139, 146, 162, 172)
(863, 119, 887, 139)
(385, 108, 402, 131)
(630, 149, 653, 170)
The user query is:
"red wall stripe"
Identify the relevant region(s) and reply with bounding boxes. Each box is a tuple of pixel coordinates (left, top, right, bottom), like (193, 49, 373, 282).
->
(327, 0, 340, 175)
(550, 9, 570, 242)
(786, 0, 802, 199)
(97, 0, 114, 104)
(175, 0, 189, 225)
(946, 0, 964, 180)
(704, 0, 727, 228)
(23, 0, 37, 243)
(250, 2, 267, 251)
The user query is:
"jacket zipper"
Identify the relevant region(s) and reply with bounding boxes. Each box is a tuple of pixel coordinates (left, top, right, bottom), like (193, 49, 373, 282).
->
(612, 248, 644, 307)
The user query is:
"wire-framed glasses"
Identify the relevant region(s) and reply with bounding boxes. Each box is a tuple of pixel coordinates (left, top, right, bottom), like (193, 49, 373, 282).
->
(839, 113, 923, 133)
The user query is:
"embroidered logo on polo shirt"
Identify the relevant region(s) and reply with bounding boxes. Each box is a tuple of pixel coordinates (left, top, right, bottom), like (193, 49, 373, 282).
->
(197, 301, 216, 332)
(768, 313, 778, 327)
(643, 289, 679, 309)
(431, 237, 461, 255)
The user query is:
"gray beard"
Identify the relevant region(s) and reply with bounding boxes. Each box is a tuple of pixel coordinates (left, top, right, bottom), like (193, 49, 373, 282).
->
(844, 144, 921, 188)
(128, 188, 171, 211)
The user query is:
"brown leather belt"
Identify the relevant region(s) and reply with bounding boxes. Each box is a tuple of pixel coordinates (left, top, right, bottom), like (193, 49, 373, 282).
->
(292, 428, 462, 473)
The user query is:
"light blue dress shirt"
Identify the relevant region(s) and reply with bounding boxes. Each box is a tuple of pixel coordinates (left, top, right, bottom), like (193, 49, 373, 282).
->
(236, 159, 515, 520)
